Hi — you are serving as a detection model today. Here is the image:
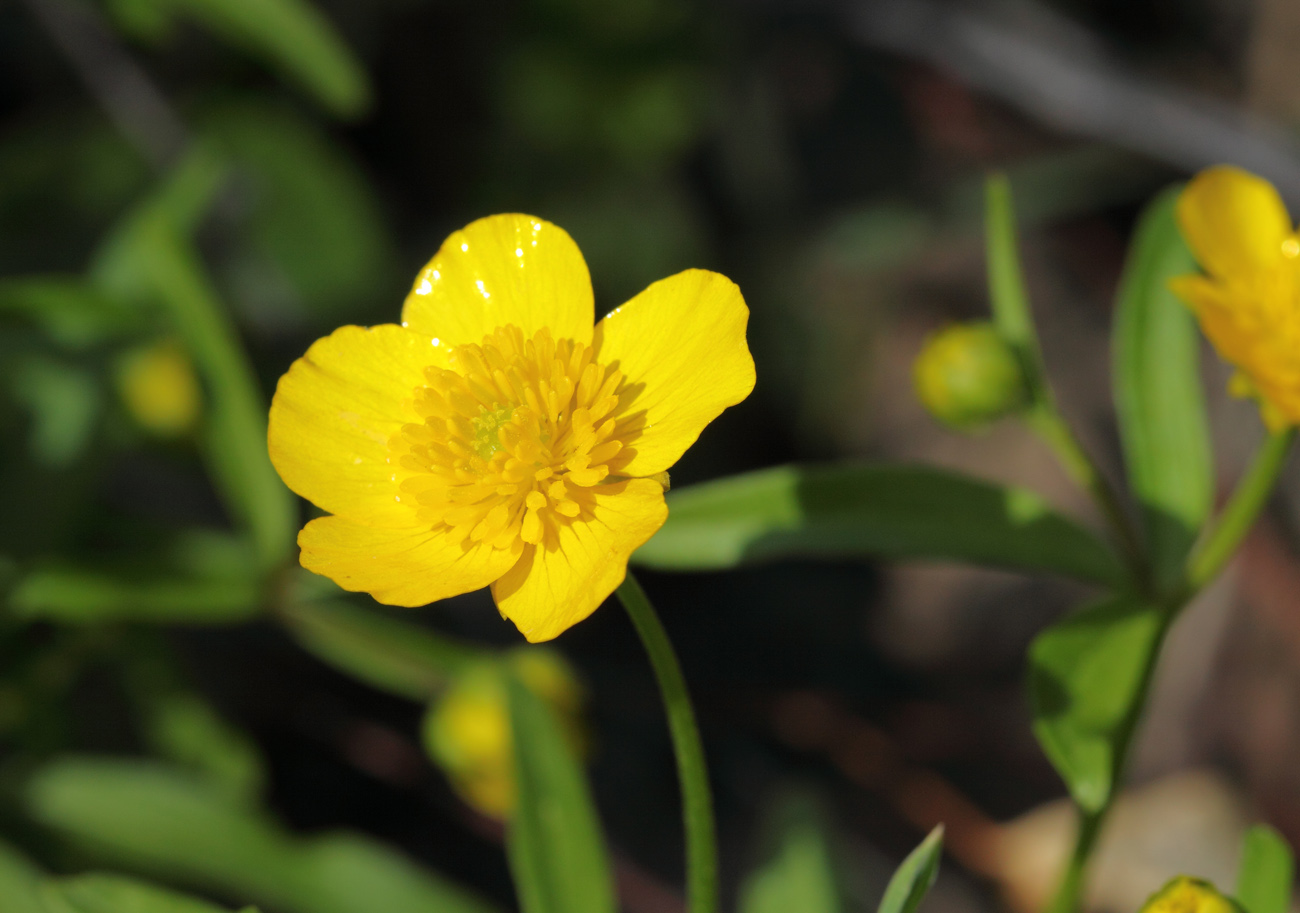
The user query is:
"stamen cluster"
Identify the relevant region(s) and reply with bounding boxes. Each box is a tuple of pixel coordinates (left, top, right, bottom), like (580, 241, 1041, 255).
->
(392, 325, 626, 548)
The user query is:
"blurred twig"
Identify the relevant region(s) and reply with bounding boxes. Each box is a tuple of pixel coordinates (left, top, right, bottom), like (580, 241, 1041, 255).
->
(17, 0, 186, 168)
(844, 0, 1300, 202)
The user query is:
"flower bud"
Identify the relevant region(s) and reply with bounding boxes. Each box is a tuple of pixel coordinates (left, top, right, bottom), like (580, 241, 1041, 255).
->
(913, 322, 1029, 430)
(1139, 877, 1238, 913)
(422, 647, 585, 818)
(115, 339, 201, 438)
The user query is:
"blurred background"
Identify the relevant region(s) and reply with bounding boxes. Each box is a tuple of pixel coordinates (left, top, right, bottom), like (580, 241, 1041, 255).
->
(4, 0, 1300, 911)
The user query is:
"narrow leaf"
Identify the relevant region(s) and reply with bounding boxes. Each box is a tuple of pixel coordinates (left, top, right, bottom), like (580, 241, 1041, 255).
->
(1237, 824, 1294, 913)
(740, 794, 842, 913)
(634, 463, 1123, 586)
(92, 148, 296, 571)
(0, 838, 46, 913)
(506, 675, 615, 913)
(0, 277, 141, 349)
(985, 174, 1047, 398)
(1029, 595, 1165, 812)
(985, 175, 1035, 350)
(279, 600, 484, 700)
(877, 826, 944, 913)
(1113, 186, 1212, 593)
(174, 0, 370, 117)
(47, 873, 243, 913)
(10, 567, 259, 623)
(25, 757, 499, 913)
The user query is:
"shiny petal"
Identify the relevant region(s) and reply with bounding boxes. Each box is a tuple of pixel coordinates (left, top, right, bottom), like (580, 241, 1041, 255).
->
(299, 516, 521, 606)
(1177, 166, 1293, 279)
(491, 479, 667, 642)
(593, 269, 755, 477)
(269, 323, 439, 526)
(402, 214, 594, 348)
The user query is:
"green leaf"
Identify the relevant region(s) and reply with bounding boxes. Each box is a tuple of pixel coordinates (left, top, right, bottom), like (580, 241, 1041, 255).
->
(985, 174, 1045, 391)
(289, 833, 497, 913)
(1237, 824, 1294, 913)
(1028, 595, 1165, 812)
(25, 757, 499, 913)
(145, 694, 265, 802)
(279, 600, 484, 700)
(92, 147, 296, 572)
(0, 277, 141, 349)
(175, 0, 369, 117)
(45, 873, 245, 913)
(506, 674, 615, 913)
(1112, 186, 1212, 594)
(10, 566, 260, 623)
(197, 100, 397, 325)
(0, 838, 46, 913)
(877, 826, 944, 913)
(739, 794, 842, 913)
(11, 355, 101, 467)
(633, 463, 1124, 586)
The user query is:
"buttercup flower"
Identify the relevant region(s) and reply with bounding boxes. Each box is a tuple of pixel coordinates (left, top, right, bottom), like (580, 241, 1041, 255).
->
(1172, 165, 1300, 429)
(1138, 878, 1237, 913)
(269, 214, 754, 641)
(423, 648, 585, 818)
(116, 338, 202, 438)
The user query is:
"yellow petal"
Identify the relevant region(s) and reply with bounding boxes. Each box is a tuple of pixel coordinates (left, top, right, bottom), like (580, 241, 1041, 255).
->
(1177, 166, 1293, 279)
(401, 214, 594, 349)
(269, 324, 440, 526)
(593, 269, 755, 477)
(299, 516, 521, 606)
(491, 479, 667, 642)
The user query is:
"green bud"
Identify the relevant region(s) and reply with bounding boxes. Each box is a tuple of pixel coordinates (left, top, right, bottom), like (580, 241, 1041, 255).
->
(913, 321, 1029, 430)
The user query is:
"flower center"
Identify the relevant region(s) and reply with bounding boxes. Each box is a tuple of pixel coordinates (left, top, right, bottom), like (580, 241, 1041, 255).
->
(391, 324, 626, 549)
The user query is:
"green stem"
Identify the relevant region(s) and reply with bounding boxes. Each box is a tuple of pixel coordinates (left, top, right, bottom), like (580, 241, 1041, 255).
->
(1046, 429, 1295, 913)
(1186, 427, 1296, 591)
(1047, 810, 1104, 913)
(617, 573, 717, 913)
(1026, 406, 1148, 587)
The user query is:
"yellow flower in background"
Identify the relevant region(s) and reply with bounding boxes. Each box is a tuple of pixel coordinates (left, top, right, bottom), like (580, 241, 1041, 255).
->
(1138, 877, 1237, 913)
(423, 649, 584, 818)
(116, 339, 202, 438)
(1172, 166, 1300, 430)
(269, 214, 755, 641)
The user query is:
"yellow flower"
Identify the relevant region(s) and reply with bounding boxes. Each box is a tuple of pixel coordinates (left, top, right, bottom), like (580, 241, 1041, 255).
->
(1139, 877, 1238, 913)
(1172, 165, 1300, 429)
(115, 338, 202, 437)
(268, 214, 755, 641)
(423, 648, 584, 818)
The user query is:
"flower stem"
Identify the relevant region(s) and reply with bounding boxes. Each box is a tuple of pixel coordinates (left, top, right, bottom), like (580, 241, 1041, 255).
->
(617, 573, 717, 913)
(1046, 428, 1295, 913)
(1026, 406, 1148, 587)
(1046, 810, 1104, 913)
(1186, 427, 1296, 591)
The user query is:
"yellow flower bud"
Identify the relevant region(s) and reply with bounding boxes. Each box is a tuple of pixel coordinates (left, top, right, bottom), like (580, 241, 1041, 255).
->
(1139, 877, 1239, 913)
(422, 648, 586, 818)
(115, 339, 202, 438)
(913, 322, 1029, 430)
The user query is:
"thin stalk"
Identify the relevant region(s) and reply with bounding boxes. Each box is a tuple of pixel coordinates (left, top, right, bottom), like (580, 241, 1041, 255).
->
(1186, 427, 1296, 590)
(1047, 810, 1105, 913)
(1026, 406, 1148, 587)
(1046, 429, 1294, 913)
(617, 573, 717, 913)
